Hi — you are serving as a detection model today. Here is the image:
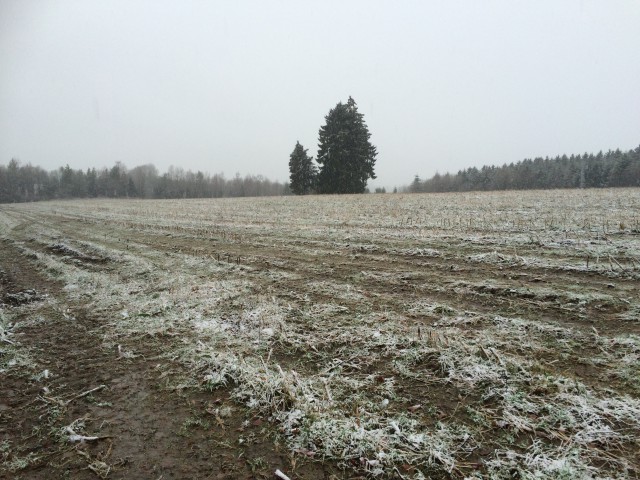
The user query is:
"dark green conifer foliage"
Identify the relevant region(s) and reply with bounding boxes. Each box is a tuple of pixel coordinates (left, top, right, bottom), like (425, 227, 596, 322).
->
(316, 97, 377, 194)
(288, 141, 317, 195)
(410, 145, 640, 192)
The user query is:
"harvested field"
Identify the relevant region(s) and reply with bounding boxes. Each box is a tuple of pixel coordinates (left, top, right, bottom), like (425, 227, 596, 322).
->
(1, 188, 639, 479)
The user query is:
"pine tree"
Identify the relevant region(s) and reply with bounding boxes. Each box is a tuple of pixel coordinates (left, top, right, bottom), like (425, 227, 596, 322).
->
(316, 97, 377, 194)
(411, 174, 422, 193)
(288, 141, 317, 195)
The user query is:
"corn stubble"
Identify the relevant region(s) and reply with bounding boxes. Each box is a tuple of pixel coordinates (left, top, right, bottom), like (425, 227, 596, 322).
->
(1, 188, 639, 478)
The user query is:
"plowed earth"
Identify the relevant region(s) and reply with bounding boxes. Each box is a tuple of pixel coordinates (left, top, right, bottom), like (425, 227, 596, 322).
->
(0, 241, 343, 480)
(1, 189, 639, 479)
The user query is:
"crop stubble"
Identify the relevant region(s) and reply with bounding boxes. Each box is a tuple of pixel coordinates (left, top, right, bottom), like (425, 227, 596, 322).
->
(1, 188, 639, 478)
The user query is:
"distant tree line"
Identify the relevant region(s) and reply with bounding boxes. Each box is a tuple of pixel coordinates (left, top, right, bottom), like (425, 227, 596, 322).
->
(0, 159, 288, 203)
(410, 146, 640, 193)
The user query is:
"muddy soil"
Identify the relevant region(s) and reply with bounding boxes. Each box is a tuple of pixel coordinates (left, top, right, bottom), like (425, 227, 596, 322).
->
(0, 241, 344, 479)
(2, 194, 639, 479)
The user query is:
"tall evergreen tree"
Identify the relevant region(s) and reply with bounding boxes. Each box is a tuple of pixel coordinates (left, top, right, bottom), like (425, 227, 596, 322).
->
(411, 174, 422, 193)
(316, 97, 377, 194)
(288, 141, 317, 195)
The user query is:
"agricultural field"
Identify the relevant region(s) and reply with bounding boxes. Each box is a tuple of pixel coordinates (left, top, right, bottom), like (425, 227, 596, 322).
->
(1, 188, 639, 479)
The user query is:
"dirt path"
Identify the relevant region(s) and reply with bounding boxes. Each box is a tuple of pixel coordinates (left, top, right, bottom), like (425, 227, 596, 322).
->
(0, 240, 341, 479)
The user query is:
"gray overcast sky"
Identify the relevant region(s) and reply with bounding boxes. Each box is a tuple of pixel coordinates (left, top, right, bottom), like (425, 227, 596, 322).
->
(1, 0, 639, 189)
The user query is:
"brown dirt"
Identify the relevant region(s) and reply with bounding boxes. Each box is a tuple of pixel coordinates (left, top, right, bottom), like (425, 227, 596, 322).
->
(0, 240, 346, 480)
(2, 196, 639, 479)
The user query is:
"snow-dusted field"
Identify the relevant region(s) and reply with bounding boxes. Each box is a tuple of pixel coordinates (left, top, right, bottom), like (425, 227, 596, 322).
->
(2, 188, 639, 478)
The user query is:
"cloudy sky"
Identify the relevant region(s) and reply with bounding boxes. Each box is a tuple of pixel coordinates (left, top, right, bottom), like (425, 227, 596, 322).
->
(1, 1, 639, 189)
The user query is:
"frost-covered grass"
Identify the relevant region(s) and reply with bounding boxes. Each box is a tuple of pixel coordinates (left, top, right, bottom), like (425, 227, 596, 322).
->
(0, 292, 54, 375)
(1, 188, 639, 478)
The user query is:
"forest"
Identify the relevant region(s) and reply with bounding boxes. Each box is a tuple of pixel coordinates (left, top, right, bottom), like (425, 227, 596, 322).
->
(0, 161, 287, 203)
(410, 145, 640, 193)
(2, 145, 639, 204)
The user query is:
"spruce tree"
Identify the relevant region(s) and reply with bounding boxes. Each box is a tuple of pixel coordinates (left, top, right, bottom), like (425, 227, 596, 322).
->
(288, 141, 317, 195)
(316, 97, 377, 194)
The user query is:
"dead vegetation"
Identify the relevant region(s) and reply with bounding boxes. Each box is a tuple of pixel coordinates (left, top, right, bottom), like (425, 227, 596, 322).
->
(1, 188, 639, 478)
